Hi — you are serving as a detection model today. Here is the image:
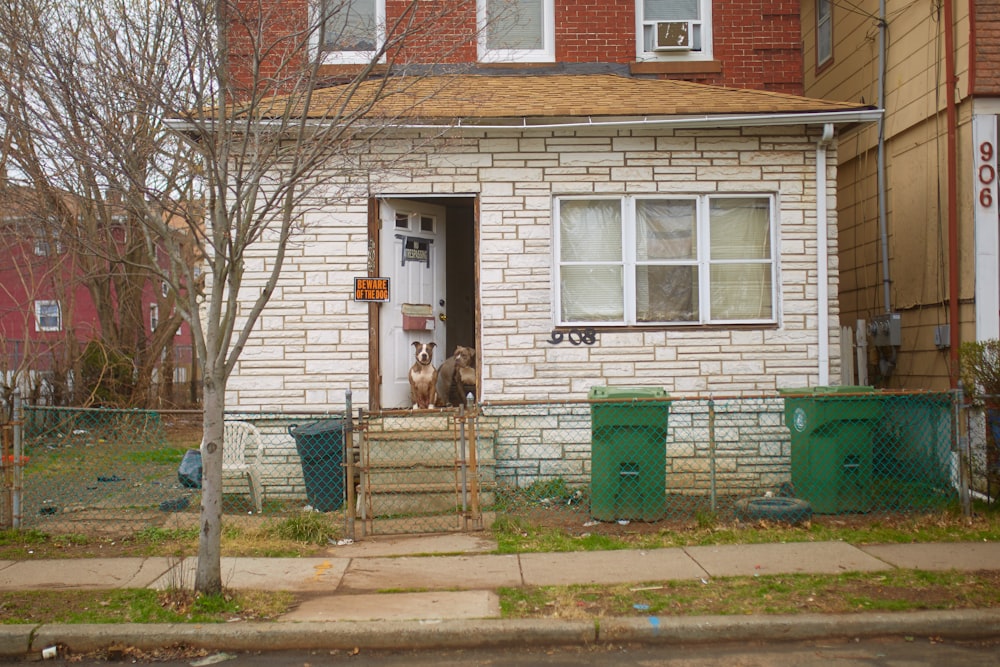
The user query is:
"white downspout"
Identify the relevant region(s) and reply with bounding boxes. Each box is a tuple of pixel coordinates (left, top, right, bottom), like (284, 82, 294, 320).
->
(816, 123, 835, 386)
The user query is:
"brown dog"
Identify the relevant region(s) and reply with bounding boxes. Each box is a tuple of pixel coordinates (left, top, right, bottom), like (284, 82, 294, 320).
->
(408, 341, 437, 409)
(436, 345, 476, 407)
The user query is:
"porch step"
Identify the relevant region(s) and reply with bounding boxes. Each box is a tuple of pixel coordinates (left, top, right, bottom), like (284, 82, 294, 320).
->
(361, 482, 496, 515)
(358, 416, 496, 521)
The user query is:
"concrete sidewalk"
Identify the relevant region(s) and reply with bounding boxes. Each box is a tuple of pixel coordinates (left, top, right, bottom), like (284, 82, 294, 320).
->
(1, 535, 999, 657)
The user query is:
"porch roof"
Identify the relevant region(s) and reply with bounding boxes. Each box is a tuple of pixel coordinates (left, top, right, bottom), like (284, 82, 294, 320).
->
(272, 74, 876, 125)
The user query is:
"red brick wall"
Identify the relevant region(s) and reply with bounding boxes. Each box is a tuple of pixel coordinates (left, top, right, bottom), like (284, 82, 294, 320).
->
(712, 1, 803, 93)
(555, 0, 635, 62)
(229, 1, 803, 94)
(973, 0, 1000, 95)
(384, 0, 478, 64)
(226, 0, 309, 98)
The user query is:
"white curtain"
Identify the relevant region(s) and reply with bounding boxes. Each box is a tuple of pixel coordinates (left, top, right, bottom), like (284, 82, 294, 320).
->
(559, 199, 623, 322)
(489, 0, 543, 50)
(709, 197, 772, 320)
(644, 0, 700, 21)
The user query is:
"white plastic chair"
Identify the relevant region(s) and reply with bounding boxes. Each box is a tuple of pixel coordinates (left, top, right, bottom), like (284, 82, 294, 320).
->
(223, 420, 265, 512)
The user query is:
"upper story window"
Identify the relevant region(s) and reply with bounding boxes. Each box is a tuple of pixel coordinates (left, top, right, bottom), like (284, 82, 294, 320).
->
(34, 300, 62, 332)
(150, 303, 159, 331)
(34, 220, 64, 256)
(816, 0, 832, 67)
(555, 195, 776, 326)
(637, 0, 713, 61)
(478, 0, 555, 63)
(33, 237, 62, 256)
(319, 0, 385, 64)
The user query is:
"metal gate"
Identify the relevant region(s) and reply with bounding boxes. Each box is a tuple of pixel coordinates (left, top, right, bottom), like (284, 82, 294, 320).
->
(352, 406, 491, 536)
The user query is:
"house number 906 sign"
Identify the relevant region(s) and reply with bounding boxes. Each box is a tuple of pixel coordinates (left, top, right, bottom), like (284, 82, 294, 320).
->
(979, 140, 996, 208)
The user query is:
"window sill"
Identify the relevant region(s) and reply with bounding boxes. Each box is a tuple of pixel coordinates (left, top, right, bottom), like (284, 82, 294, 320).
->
(629, 60, 723, 76)
(317, 64, 388, 80)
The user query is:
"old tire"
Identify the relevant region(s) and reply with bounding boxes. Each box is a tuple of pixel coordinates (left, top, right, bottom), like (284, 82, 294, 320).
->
(735, 497, 812, 525)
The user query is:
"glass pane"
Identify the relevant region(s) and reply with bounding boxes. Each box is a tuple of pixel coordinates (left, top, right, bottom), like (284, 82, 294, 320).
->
(559, 199, 621, 262)
(710, 264, 772, 319)
(489, 0, 543, 50)
(323, 0, 377, 51)
(636, 199, 696, 260)
(644, 0, 699, 21)
(560, 266, 624, 322)
(636, 265, 699, 322)
(710, 198, 771, 260)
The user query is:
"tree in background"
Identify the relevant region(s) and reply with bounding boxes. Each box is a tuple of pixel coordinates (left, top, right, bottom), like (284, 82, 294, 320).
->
(1, 0, 480, 592)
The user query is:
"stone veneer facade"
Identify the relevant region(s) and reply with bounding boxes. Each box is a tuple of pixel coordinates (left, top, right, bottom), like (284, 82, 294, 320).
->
(226, 123, 840, 412)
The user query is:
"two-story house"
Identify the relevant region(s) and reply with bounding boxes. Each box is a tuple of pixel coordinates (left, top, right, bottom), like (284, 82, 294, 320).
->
(801, 0, 999, 391)
(220, 1, 878, 412)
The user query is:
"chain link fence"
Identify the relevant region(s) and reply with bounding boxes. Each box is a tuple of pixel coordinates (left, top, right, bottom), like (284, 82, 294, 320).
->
(3, 388, 996, 538)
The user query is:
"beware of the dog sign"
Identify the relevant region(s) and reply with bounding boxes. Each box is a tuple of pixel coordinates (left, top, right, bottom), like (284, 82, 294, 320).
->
(354, 277, 390, 302)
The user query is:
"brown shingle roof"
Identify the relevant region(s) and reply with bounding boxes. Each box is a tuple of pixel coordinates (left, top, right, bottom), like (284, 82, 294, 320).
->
(281, 74, 871, 121)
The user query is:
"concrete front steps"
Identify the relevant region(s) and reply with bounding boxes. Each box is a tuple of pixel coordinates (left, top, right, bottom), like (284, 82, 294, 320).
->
(356, 412, 495, 530)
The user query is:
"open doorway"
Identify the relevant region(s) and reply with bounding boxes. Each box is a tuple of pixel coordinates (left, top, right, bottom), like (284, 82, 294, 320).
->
(374, 196, 477, 410)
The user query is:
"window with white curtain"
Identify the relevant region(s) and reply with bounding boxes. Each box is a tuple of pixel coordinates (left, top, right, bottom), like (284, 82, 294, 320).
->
(637, 0, 712, 60)
(479, 0, 555, 63)
(555, 195, 776, 326)
(320, 0, 385, 64)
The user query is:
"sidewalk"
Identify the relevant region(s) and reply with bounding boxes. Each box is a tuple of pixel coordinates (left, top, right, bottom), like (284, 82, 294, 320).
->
(1, 535, 1000, 657)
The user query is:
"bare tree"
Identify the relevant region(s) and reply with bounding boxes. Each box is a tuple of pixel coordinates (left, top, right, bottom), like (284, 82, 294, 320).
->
(0, 1, 192, 409)
(3, 0, 480, 592)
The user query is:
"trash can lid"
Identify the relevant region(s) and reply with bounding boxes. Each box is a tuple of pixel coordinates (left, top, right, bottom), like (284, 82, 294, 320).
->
(588, 386, 669, 400)
(289, 418, 344, 435)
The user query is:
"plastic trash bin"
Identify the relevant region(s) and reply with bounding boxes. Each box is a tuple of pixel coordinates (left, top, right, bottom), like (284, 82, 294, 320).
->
(779, 386, 882, 514)
(589, 386, 670, 521)
(288, 418, 345, 511)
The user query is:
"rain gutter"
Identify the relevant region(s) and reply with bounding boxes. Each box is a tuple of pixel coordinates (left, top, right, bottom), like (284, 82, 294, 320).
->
(817, 123, 835, 386)
(166, 110, 882, 133)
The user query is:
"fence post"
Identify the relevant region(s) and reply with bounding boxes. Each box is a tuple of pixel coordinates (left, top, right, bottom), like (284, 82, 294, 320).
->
(467, 396, 481, 530)
(956, 384, 972, 519)
(708, 398, 717, 514)
(458, 403, 469, 530)
(12, 389, 23, 529)
(344, 389, 355, 541)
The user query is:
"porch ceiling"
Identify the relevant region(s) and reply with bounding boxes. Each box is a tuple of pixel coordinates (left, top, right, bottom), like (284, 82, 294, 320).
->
(265, 74, 874, 123)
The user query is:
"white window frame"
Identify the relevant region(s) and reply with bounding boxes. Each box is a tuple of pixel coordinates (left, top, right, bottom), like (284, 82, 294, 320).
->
(635, 0, 713, 62)
(34, 300, 62, 332)
(554, 194, 778, 327)
(150, 303, 159, 331)
(478, 0, 555, 63)
(316, 0, 386, 65)
(816, 0, 832, 67)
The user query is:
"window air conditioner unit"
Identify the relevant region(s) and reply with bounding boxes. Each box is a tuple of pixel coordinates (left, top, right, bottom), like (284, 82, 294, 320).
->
(653, 21, 700, 51)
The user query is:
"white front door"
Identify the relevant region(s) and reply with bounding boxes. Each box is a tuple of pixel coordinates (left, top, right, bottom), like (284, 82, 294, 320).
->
(379, 198, 448, 409)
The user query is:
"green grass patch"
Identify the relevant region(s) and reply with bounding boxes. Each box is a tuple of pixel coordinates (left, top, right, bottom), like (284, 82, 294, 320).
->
(492, 515, 630, 554)
(0, 589, 295, 624)
(490, 508, 1000, 553)
(268, 512, 340, 545)
(123, 447, 188, 465)
(498, 570, 1000, 619)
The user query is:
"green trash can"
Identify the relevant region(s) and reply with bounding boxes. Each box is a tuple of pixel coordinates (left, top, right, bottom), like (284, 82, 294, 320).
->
(288, 419, 345, 512)
(779, 386, 882, 514)
(589, 386, 670, 522)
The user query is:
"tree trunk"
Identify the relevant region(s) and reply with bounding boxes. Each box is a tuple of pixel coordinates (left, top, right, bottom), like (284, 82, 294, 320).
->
(194, 372, 225, 594)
